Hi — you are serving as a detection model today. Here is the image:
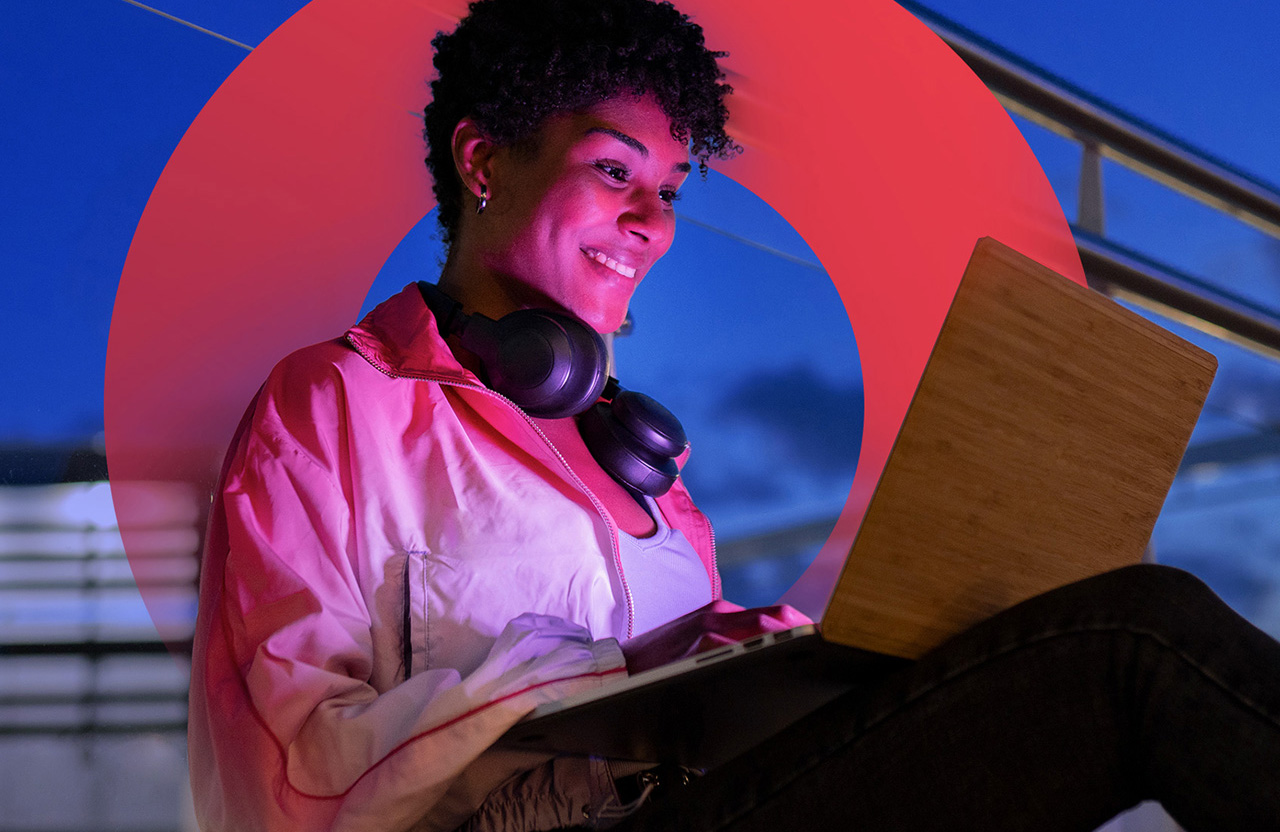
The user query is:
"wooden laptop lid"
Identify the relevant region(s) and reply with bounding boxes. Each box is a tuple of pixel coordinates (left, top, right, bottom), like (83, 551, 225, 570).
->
(821, 237, 1218, 658)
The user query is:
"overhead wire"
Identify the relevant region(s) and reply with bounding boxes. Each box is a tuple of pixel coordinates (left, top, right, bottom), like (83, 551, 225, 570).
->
(116, 0, 254, 52)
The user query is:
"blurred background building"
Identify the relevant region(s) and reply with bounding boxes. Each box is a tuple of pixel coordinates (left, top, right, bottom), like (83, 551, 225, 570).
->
(5, 1, 1280, 830)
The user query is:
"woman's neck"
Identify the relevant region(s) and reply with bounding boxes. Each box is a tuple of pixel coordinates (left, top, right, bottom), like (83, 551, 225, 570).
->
(437, 250, 521, 322)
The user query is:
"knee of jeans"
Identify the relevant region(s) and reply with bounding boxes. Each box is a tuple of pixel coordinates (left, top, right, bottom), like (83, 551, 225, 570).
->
(1081, 564, 1222, 632)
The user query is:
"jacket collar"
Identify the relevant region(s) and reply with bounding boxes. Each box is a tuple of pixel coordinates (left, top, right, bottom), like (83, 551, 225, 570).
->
(346, 283, 715, 595)
(345, 282, 481, 385)
(348, 282, 696, 471)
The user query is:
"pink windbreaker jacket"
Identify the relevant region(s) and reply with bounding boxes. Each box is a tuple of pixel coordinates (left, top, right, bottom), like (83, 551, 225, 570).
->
(187, 283, 719, 832)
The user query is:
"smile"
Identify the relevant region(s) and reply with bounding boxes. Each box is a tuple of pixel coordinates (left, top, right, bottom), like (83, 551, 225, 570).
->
(582, 247, 637, 279)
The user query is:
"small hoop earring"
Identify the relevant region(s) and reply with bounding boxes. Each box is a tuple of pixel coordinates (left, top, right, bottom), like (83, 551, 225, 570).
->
(476, 184, 488, 215)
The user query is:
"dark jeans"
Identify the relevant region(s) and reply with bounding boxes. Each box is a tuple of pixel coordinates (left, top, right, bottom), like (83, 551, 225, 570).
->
(613, 565, 1280, 831)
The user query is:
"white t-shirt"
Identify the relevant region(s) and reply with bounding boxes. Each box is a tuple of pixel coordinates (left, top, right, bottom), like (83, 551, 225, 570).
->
(618, 496, 714, 636)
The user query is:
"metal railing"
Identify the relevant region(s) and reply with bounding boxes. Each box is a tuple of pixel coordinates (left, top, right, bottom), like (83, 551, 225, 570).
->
(721, 1, 1280, 564)
(897, 0, 1280, 359)
(0, 481, 197, 735)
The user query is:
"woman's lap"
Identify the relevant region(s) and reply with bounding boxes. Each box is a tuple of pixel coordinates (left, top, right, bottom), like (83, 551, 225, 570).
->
(614, 564, 1280, 832)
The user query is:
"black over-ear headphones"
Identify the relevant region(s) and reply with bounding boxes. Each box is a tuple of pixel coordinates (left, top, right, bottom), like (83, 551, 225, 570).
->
(418, 281, 688, 497)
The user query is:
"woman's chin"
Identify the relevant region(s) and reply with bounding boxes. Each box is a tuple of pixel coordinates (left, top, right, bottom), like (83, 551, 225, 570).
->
(562, 297, 631, 335)
(581, 310, 627, 335)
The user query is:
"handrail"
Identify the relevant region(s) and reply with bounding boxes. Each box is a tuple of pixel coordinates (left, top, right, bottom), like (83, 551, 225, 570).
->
(893, 1, 1280, 365)
(0, 480, 196, 737)
(1073, 229, 1280, 362)
(716, 5, 1280, 571)
(899, 1, 1280, 241)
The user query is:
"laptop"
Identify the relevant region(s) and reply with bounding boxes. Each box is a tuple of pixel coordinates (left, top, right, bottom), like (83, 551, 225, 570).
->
(495, 237, 1218, 768)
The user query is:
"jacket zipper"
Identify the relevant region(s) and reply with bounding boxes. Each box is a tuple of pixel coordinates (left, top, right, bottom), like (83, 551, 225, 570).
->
(708, 518, 720, 600)
(345, 334, 639, 639)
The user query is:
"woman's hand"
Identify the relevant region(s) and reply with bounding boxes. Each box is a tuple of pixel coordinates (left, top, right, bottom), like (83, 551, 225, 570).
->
(620, 600, 813, 674)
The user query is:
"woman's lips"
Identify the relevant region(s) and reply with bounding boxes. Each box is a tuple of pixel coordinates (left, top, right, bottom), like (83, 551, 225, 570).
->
(582, 247, 637, 279)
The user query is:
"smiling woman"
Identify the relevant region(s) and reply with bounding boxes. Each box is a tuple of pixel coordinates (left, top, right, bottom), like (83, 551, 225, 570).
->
(187, 0, 779, 829)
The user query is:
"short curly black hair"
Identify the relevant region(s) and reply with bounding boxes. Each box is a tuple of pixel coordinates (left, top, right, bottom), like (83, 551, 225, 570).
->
(424, 0, 739, 246)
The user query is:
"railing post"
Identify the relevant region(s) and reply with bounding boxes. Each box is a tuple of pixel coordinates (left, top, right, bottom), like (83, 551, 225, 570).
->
(1078, 139, 1106, 237)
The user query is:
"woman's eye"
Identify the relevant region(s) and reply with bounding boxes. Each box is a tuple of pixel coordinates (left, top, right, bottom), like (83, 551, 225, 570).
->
(595, 162, 629, 182)
(659, 189, 682, 205)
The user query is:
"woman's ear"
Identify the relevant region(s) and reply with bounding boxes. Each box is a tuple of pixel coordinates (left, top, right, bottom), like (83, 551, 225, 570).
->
(452, 118, 496, 205)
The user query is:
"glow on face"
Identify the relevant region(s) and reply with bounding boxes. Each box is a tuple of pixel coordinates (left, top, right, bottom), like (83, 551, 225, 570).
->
(477, 95, 692, 333)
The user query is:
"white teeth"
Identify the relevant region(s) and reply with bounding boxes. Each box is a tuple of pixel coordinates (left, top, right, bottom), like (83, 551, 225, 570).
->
(584, 248, 637, 278)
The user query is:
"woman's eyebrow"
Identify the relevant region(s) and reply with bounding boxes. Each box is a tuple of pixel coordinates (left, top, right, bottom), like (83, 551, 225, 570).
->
(586, 126, 693, 173)
(586, 126, 648, 155)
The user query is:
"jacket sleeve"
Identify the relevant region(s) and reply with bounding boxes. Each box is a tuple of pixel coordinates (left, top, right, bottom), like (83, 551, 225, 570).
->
(189, 409, 626, 832)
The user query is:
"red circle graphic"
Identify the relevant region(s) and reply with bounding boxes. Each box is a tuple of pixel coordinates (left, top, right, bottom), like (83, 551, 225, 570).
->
(106, 0, 1083, 641)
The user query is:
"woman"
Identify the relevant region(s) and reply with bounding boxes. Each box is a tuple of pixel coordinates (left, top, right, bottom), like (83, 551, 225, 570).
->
(190, 1, 796, 829)
(189, 0, 1280, 830)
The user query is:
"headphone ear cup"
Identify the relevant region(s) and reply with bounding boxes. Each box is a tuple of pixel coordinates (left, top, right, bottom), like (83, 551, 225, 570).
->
(469, 309, 609, 418)
(578, 392, 686, 496)
(610, 390, 688, 460)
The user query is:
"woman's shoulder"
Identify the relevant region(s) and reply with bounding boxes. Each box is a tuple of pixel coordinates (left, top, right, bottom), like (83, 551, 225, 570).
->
(247, 336, 411, 449)
(268, 336, 370, 391)
(249, 337, 371, 420)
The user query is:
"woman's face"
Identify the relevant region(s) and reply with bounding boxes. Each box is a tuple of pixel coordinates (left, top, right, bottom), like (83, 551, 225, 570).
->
(474, 95, 692, 333)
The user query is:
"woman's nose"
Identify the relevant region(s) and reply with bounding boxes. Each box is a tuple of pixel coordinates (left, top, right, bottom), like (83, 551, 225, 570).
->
(618, 193, 671, 246)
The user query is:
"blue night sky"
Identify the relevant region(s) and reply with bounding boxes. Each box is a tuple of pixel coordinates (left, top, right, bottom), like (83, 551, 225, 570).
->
(5, 0, 1280, 559)
(6, 0, 1279, 444)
